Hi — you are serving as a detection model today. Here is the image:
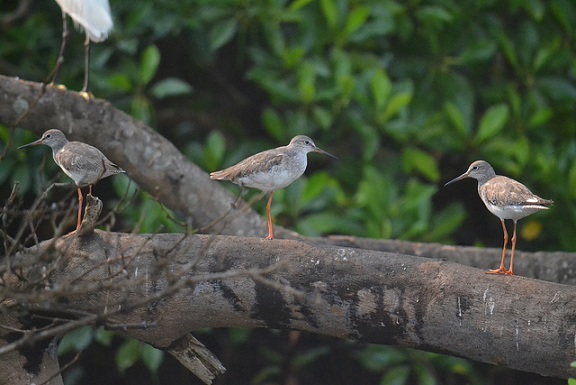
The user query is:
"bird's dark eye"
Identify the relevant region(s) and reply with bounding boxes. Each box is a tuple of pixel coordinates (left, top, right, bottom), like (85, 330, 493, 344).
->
(305, 140, 310, 145)
(45, 134, 51, 139)
(472, 166, 478, 170)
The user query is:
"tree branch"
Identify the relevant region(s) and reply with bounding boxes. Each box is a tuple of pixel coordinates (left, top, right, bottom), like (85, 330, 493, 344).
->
(2, 229, 576, 380)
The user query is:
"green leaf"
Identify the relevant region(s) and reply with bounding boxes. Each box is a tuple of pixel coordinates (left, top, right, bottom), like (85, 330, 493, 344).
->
(298, 61, 316, 103)
(262, 108, 285, 141)
(428, 203, 466, 241)
(107, 74, 133, 92)
(289, 0, 314, 11)
(475, 104, 509, 144)
(529, 108, 553, 128)
(416, 6, 453, 23)
(297, 212, 362, 236)
(402, 147, 440, 182)
(150, 78, 193, 99)
(458, 40, 497, 64)
(567, 162, 576, 199)
(94, 328, 114, 347)
(443, 102, 467, 138)
(496, 32, 519, 70)
(355, 346, 407, 371)
(522, 0, 545, 21)
(312, 106, 333, 129)
(204, 131, 226, 170)
(138, 45, 161, 86)
(370, 69, 392, 109)
(141, 343, 164, 373)
(131, 95, 152, 125)
(320, 0, 338, 29)
(116, 339, 141, 373)
(344, 6, 370, 36)
(58, 326, 94, 355)
(209, 18, 238, 50)
(381, 365, 410, 385)
(381, 92, 412, 122)
(568, 378, 576, 385)
(551, 0, 575, 34)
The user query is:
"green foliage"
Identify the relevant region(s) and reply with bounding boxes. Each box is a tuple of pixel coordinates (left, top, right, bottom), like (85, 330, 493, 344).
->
(355, 345, 481, 385)
(2, 0, 576, 383)
(116, 339, 163, 374)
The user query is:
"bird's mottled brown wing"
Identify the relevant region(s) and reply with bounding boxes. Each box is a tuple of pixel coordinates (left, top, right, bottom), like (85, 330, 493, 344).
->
(55, 142, 123, 185)
(56, 143, 106, 174)
(210, 147, 287, 182)
(482, 176, 553, 206)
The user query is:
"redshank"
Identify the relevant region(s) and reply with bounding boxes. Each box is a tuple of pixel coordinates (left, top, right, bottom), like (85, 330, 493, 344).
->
(49, 0, 113, 95)
(445, 160, 553, 275)
(210, 135, 336, 240)
(19, 129, 125, 237)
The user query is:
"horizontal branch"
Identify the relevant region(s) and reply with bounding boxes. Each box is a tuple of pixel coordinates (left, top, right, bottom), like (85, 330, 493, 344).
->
(3, 230, 576, 380)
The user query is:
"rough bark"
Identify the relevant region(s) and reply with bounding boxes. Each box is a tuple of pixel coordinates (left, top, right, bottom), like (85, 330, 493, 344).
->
(2, 76, 576, 383)
(2, 227, 576, 380)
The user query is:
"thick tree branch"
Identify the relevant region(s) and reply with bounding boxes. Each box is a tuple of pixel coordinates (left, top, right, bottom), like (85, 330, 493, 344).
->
(2, 229, 576, 380)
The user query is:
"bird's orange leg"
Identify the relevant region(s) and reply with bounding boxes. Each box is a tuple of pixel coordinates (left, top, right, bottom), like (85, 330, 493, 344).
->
(505, 220, 518, 275)
(265, 192, 274, 240)
(64, 187, 83, 238)
(487, 219, 508, 275)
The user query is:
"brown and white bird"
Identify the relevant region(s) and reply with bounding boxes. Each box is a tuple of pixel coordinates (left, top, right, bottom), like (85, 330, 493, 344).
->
(210, 135, 336, 240)
(445, 160, 553, 275)
(19, 129, 125, 237)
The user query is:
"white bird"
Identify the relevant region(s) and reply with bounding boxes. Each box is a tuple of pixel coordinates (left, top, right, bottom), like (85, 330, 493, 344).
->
(48, 0, 113, 95)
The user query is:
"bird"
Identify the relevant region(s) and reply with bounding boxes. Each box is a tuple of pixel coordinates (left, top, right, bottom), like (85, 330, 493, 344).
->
(210, 135, 337, 240)
(444, 160, 553, 275)
(48, 0, 113, 96)
(19, 129, 125, 237)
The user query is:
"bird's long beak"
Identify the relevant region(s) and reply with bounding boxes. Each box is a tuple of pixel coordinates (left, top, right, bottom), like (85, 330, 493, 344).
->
(444, 172, 469, 186)
(314, 147, 337, 159)
(18, 138, 43, 149)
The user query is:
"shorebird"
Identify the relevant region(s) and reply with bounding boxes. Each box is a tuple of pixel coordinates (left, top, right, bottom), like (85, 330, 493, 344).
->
(48, 0, 113, 95)
(19, 129, 125, 237)
(210, 135, 336, 240)
(445, 160, 553, 275)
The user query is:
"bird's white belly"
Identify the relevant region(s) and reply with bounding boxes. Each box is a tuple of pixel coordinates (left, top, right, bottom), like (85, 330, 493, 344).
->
(239, 166, 304, 191)
(485, 202, 544, 221)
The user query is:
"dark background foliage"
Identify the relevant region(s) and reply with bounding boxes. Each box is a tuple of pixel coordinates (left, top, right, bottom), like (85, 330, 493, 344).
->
(1, 0, 575, 384)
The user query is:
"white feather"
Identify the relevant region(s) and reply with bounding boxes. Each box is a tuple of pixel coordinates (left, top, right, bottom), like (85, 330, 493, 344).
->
(55, 0, 113, 42)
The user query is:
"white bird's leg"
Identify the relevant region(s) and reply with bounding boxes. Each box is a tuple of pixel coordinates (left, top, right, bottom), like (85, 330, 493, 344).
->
(46, 11, 69, 86)
(81, 33, 91, 95)
(487, 219, 508, 275)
